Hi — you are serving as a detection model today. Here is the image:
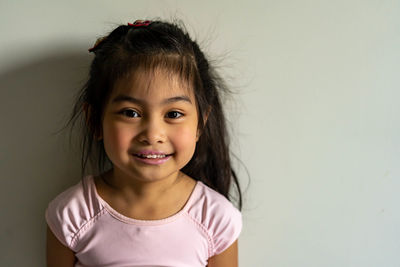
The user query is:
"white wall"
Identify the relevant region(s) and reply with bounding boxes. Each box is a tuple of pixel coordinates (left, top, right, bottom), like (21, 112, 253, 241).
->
(1, 0, 399, 266)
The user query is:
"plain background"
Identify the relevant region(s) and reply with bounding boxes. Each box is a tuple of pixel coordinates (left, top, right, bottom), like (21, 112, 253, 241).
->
(1, 0, 399, 266)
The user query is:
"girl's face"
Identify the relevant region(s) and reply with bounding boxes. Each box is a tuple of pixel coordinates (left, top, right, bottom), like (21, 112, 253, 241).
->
(100, 69, 199, 183)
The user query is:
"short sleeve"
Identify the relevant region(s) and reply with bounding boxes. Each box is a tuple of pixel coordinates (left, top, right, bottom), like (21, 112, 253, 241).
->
(45, 179, 95, 250)
(45, 184, 82, 249)
(210, 202, 242, 256)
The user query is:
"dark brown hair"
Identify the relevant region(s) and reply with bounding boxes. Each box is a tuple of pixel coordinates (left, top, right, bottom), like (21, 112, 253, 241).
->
(65, 20, 242, 209)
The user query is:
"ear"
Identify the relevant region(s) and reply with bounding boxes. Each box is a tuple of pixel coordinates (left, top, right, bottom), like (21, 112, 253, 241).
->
(83, 102, 103, 141)
(196, 106, 211, 141)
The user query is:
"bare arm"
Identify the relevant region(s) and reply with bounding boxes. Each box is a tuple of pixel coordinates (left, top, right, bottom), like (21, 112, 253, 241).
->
(46, 226, 76, 267)
(207, 240, 238, 267)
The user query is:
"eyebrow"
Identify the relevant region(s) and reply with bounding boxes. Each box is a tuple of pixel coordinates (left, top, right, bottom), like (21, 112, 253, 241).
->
(111, 94, 192, 105)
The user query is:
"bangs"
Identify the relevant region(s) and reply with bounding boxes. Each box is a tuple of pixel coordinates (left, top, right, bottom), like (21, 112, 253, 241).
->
(106, 51, 199, 94)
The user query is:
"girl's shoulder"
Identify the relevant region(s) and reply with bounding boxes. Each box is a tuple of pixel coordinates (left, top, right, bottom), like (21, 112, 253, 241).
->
(188, 180, 242, 224)
(186, 181, 242, 256)
(45, 175, 103, 249)
(190, 181, 241, 215)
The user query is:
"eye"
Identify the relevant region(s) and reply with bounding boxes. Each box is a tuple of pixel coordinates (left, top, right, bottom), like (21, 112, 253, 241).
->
(166, 111, 183, 119)
(120, 109, 140, 118)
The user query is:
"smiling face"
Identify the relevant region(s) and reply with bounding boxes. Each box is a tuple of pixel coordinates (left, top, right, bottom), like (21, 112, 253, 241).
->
(100, 68, 199, 183)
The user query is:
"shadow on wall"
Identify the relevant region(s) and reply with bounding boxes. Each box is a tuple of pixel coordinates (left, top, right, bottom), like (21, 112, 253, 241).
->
(0, 51, 91, 266)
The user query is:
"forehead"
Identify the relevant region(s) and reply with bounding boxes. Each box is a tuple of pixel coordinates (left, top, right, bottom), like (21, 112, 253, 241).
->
(110, 68, 194, 101)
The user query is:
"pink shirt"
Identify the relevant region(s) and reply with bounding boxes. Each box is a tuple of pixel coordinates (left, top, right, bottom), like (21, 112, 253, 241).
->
(46, 175, 242, 267)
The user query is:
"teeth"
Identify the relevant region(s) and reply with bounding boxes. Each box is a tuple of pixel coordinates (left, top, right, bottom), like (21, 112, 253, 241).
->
(139, 154, 167, 159)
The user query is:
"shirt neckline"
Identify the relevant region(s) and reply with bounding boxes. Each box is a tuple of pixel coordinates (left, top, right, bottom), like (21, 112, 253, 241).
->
(87, 175, 201, 226)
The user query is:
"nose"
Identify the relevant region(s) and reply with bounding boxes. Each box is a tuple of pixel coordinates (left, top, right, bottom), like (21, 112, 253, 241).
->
(137, 117, 166, 145)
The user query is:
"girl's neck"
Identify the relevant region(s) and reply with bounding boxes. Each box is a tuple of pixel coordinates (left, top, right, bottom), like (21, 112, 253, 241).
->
(100, 168, 185, 204)
(95, 169, 197, 220)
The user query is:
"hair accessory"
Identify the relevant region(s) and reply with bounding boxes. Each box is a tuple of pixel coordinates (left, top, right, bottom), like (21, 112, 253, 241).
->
(128, 20, 152, 27)
(88, 20, 152, 53)
(88, 36, 107, 53)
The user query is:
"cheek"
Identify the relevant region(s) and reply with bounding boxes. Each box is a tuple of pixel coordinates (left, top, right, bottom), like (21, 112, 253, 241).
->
(102, 123, 133, 155)
(172, 126, 198, 153)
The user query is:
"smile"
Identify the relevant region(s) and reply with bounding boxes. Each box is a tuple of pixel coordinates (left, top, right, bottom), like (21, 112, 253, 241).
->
(132, 152, 173, 165)
(136, 154, 168, 159)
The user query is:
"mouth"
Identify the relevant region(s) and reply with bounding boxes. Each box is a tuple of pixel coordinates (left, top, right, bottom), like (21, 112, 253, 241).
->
(132, 152, 173, 165)
(135, 153, 171, 159)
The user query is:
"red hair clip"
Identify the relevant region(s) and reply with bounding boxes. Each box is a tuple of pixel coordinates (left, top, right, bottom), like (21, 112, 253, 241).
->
(88, 20, 152, 52)
(128, 20, 152, 27)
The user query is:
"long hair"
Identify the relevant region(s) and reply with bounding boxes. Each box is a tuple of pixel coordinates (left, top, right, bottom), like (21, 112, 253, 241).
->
(64, 20, 242, 209)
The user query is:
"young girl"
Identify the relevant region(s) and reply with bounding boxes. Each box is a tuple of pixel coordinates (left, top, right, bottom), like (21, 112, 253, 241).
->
(46, 19, 243, 267)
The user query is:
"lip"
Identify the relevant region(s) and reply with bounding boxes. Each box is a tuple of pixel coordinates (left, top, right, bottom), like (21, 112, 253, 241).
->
(136, 150, 169, 155)
(132, 150, 172, 165)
